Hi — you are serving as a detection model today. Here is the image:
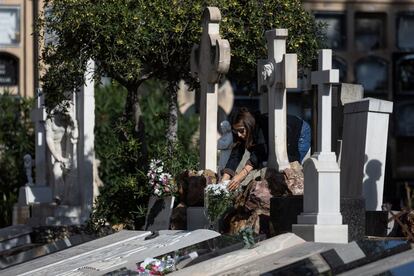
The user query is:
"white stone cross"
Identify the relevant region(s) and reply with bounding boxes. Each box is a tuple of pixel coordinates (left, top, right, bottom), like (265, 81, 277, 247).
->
(190, 7, 230, 172)
(311, 49, 339, 153)
(293, 49, 347, 243)
(257, 29, 297, 171)
(30, 88, 47, 186)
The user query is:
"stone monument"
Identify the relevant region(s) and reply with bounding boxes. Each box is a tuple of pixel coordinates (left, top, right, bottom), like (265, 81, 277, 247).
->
(190, 7, 231, 172)
(293, 49, 348, 243)
(15, 59, 98, 226)
(340, 98, 393, 211)
(257, 29, 297, 171)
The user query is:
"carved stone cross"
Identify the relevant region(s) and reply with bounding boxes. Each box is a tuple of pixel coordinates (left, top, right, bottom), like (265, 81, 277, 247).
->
(190, 7, 231, 172)
(257, 29, 297, 171)
(311, 49, 339, 153)
(30, 88, 47, 186)
(293, 49, 347, 243)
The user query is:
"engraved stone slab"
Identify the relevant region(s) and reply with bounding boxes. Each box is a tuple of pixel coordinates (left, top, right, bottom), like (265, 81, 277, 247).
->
(2, 229, 220, 276)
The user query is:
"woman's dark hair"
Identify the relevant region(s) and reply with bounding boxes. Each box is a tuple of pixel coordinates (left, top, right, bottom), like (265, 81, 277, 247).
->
(232, 107, 256, 149)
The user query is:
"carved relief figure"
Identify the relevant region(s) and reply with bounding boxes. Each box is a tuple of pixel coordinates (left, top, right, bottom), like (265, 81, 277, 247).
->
(45, 102, 78, 204)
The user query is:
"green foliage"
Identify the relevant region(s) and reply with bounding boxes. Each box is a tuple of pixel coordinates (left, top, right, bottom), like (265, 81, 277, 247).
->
(140, 80, 200, 168)
(38, 0, 322, 108)
(91, 82, 198, 229)
(91, 84, 147, 229)
(0, 93, 34, 227)
(212, 0, 325, 86)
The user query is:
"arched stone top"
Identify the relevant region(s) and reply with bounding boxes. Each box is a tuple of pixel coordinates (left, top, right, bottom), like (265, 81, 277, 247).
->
(203, 7, 221, 23)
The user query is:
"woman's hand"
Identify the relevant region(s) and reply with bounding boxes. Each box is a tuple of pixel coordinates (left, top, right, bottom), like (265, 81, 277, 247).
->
(227, 173, 244, 191)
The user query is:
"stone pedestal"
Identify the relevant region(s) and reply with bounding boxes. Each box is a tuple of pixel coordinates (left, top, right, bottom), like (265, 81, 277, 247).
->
(293, 153, 348, 243)
(340, 98, 393, 211)
(292, 224, 348, 243)
(12, 205, 30, 225)
(18, 186, 52, 205)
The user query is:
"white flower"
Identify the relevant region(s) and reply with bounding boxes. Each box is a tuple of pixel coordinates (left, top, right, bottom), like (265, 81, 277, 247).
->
(140, 257, 161, 269)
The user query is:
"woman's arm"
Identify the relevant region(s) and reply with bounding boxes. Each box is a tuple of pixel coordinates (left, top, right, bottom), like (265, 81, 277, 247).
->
(227, 163, 254, 191)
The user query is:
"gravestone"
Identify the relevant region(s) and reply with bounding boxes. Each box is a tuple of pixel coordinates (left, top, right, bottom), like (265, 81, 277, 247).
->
(173, 233, 305, 276)
(293, 49, 348, 243)
(190, 7, 230, 172)
(332, 83, 364, 162)
(144, 196, 175, 231)
(1, 229, 220, 275)
(257, 29, 297, 171)
(15, 59, 98, 226)
(340, 98, 393, 211)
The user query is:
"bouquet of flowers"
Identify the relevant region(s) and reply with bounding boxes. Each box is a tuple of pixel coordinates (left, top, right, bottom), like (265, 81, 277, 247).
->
(137, 256, 175, 275)
(147, 159, 176, 197)
(204, 182, 234, 225)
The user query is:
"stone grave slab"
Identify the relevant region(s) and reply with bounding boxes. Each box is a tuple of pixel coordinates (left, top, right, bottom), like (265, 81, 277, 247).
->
(196, 236, 410, 276)
(171, 233, 305, 276)
(259, 239, 410, 276)
(0, 233, 94, 269)
(0, 224, 32, 251)
(144, 196, 175, 231)
(2, 229, 219, 276)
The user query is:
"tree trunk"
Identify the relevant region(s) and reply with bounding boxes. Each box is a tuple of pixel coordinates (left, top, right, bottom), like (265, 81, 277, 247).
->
(125, 86, 148, 170)
(166, 82, 178, 154)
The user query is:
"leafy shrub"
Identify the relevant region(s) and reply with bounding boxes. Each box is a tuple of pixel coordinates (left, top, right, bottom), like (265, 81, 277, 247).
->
(91, 81, 199, 230)
(0, 92, 34, 227)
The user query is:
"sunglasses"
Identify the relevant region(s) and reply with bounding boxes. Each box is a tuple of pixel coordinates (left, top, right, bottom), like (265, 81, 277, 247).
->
(232, 127, 246, 134)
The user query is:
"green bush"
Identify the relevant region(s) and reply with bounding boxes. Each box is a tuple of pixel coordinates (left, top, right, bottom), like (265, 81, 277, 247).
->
(91, 81, 199, 230)
(0, 92, 34, 227)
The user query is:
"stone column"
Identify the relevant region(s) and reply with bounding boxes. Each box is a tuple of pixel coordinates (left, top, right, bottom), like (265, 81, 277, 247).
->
(293, 49, 348, 243)
(190, 7, 230, 172)
(78, 59, 96, 221)
(340, 98, 393, 211)
(257, 29, 297, 171)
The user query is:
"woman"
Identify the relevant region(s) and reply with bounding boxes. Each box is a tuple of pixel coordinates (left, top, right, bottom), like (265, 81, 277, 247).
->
(221, 107, 311, 191)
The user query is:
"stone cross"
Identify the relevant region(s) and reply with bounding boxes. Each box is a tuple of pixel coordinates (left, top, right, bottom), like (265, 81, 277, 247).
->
(311, 49, 340, 153)
(30, 88, 47, 186)
(190, 7, 230, 172)
(293, 49, 348, 243)
(257, 29, 297, 171)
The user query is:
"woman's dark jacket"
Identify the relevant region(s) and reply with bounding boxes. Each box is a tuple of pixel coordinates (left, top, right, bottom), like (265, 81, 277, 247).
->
(222, 113, 305, 177)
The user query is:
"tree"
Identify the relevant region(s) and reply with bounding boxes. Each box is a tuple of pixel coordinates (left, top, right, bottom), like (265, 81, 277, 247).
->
(38, 0, 322, 152)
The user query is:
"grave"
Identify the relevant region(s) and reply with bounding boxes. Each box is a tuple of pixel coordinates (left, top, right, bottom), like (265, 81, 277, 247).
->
(13, 59, 99, 227)
(340, 97, 393, 237)
(293, 49, 348, 243)
(1, 229, 220, 275)
(257, 28, 297, 171)
(341, 97, 393, 211)
(190, 7, 231, 172)
(172, 233, 305, 275)
(331, 83, 364, 162)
